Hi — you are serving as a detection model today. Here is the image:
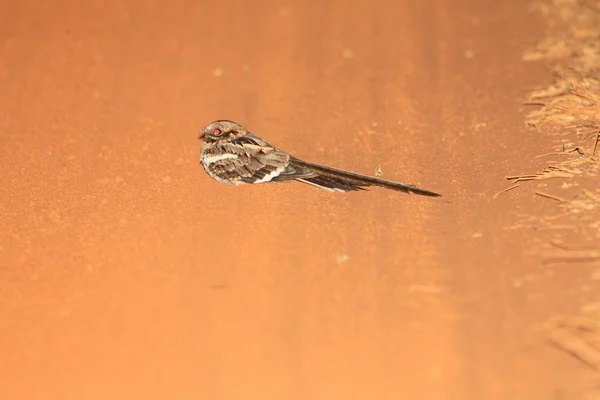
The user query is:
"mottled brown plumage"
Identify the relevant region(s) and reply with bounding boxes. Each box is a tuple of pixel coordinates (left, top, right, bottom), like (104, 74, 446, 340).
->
(198, 120, 441, 197)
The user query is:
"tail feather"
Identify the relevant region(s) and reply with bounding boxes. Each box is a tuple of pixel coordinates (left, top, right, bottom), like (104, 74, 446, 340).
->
(297, 176, 368, 192)
(289, 157, 441, 197)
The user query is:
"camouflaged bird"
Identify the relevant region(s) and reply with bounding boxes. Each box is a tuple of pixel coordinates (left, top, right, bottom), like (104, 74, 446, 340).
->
(198, 120, 441, 196)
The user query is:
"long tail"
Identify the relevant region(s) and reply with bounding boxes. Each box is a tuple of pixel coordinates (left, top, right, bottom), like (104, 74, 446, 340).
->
(289, 157, 441, 197)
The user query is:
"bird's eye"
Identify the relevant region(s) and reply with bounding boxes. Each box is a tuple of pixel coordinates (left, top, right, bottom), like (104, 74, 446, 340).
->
(213, 128, 222, 135)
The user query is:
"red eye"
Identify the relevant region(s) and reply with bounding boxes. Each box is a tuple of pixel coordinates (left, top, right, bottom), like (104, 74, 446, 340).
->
(213, 128, 222, 135)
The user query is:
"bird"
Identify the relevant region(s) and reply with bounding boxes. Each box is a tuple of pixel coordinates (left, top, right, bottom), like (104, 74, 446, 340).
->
(198, 120, 441, 197)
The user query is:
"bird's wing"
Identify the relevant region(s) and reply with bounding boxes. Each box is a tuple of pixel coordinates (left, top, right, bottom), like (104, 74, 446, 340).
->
(204, 133, 313, 184)
(231, 133, 316, 182)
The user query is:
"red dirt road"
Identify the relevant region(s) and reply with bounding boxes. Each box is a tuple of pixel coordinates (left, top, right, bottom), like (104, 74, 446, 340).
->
(1, 0, 597, 399)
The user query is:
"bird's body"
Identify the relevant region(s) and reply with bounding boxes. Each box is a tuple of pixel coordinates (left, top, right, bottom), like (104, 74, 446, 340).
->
(198, 120, 441, 197)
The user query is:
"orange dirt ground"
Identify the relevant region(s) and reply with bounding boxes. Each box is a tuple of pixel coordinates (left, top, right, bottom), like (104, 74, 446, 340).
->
(1, 0, 599, 399)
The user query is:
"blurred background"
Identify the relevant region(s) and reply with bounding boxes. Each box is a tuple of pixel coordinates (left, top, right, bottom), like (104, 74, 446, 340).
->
(1, 0, 597, 399)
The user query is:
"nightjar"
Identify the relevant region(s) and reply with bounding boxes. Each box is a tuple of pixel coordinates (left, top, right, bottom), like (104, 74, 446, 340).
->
(199, 120, 440, 196)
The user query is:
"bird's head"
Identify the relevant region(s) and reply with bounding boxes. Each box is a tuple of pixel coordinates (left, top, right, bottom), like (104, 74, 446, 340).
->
(198, 120, 247, 143)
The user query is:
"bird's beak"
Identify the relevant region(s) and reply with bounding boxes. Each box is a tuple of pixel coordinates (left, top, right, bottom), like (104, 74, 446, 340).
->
(198, 130, 206, 140)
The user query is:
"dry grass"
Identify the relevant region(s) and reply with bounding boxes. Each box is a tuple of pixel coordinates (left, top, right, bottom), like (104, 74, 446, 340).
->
(506, 188, 600, 239)
(547, 315, 600, 370)
(519, 0, 600, 228)
(524, 0, 600, 135)
(518, 0, 600, 215)
(506, 150, 598, 182)
(516, 1, 600, 233)
(526, 83, 600, 132)
(517, 1, 600, 390)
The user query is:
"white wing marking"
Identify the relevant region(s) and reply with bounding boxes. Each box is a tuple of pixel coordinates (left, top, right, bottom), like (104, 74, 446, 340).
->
(253, 166, 285, 183)
(296, 178, 346, 192)
(202, 153, 239, 163)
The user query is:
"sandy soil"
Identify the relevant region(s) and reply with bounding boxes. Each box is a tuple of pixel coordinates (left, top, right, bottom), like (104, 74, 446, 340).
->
(1, 0, 598, 399)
